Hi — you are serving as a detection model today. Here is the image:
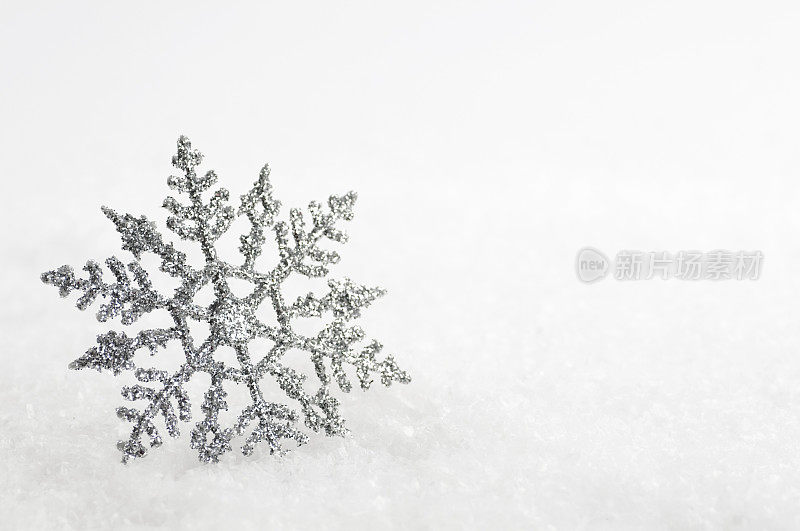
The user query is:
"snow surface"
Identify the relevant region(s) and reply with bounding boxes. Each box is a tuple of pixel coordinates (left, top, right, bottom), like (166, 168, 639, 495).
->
(2, 2, 800, 529)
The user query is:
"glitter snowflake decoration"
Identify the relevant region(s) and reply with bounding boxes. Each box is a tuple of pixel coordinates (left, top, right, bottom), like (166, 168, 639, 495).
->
(41, 136, 410, 463)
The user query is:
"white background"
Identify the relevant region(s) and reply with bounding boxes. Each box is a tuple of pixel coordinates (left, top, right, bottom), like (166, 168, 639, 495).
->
(2, 1, 800, 529)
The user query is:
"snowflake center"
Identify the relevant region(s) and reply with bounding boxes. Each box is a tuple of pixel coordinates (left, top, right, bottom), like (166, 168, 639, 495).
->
(209, 296, 256, 345)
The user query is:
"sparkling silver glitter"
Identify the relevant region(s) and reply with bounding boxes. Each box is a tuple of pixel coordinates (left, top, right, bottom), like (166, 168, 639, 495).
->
(41, 136, 410, 463)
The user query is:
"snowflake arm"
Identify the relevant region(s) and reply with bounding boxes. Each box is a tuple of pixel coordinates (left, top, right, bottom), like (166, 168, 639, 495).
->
(238, 164, 281, 270)
(116, 366, 193, 463)
(69, 328, 180, 375)
(41, 258, 166, 324)
(190, 361, 236, 463)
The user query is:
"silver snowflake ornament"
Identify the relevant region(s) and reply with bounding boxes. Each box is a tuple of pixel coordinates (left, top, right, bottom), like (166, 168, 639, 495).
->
(41, 136, 410, 463)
